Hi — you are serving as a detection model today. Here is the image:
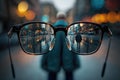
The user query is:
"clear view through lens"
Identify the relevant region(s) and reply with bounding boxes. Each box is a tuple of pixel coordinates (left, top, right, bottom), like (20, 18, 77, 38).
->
(19, 23, 55, 54)
(67, 23, 102, 54)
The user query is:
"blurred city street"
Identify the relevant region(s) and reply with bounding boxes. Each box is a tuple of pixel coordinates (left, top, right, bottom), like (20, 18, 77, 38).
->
(0, 0, 120, 80)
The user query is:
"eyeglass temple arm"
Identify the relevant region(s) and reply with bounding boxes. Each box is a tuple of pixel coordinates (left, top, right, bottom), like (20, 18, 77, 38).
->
(8, 27, 14, 38)
(101, 26, 112, 78)
(8, 25, 19, 38)
(7, 26, 17, 79)
(103, 26, 112, 37)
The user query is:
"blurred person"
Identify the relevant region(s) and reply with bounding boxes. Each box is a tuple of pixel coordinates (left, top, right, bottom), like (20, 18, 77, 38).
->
(41, 12, 80, 80)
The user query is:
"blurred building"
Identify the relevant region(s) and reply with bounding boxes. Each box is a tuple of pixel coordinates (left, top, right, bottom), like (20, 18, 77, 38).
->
(73, 0, 109, 21)
(39, 2, 57, 23)
(67, 9, 74, 24)
(0, 0, 9, 33)
(73, 0, 91, 21)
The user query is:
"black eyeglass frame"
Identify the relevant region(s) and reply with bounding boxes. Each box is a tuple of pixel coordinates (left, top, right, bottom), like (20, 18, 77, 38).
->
(8, 21, 112, 55)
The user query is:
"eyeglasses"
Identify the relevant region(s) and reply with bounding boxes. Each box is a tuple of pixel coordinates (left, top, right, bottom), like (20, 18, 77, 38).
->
(8, 21, 112, 55)
(8, 21, 112, 79)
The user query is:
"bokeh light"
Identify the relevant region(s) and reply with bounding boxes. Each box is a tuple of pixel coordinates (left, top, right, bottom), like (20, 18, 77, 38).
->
(99, 13, 107, 23)
(92, 14, 102, 24)
(91, 11, 120, 24)
(16, 9, 25, 17)
(41, 15, 49, 22)
(107, 11, 117, 23)
(25, 10, 36, 21)
(116, 12, 120, 22)
(18, 1, 29, 13)
(91, 0, 104, 10)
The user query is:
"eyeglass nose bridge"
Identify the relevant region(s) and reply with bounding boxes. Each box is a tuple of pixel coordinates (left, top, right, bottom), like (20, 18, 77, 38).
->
(54, 27, 67, 36)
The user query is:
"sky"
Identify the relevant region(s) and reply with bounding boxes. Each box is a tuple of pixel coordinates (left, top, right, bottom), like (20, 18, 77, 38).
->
(40, 0, 76, 12)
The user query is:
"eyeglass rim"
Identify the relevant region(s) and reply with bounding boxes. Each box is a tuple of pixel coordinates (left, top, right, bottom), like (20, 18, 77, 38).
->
(12, 21, 104, 55)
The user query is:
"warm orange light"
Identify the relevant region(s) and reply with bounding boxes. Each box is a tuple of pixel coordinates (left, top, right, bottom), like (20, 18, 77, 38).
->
(92, 13, 107, 24)
(116, 12, 120, 22)
(100, 13, 107, 23)
(18, 1, 29, 13)
(91, 12, 120, 24)
(92, 14, 102, 24)
(16, 9, 25, 17)
(107, 11, 117, 23)
(25, 10, 36, 21)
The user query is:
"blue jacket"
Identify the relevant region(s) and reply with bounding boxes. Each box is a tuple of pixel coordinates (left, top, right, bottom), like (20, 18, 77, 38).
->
(53, 20, 68, 27)
(41, 20, 80, 72)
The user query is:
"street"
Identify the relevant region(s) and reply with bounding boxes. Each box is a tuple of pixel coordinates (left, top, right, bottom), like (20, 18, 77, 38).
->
(0, 33, 120, 80)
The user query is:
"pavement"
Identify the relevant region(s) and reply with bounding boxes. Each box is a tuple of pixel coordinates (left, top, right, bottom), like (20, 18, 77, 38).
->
(0, 33, 19, 51)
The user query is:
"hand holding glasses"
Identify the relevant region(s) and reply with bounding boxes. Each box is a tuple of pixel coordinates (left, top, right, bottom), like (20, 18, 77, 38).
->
(8, 21, 112, 79)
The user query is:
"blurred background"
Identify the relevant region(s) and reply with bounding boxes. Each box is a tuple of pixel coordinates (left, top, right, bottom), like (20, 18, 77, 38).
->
(0, 0, 120, 80)
(0, 0, 120, 33)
